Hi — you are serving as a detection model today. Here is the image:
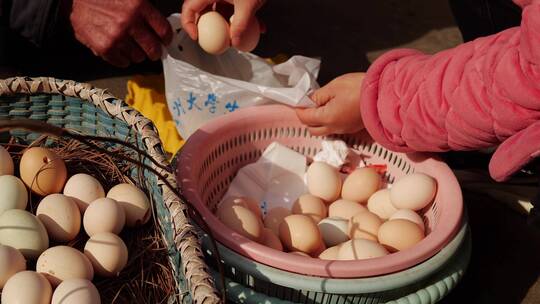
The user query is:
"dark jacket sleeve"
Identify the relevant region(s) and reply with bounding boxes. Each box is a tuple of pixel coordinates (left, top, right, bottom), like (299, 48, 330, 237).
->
(1, 0, 62, 47)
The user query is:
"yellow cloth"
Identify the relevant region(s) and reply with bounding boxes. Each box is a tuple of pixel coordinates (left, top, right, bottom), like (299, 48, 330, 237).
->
(125, 74, 184, 157)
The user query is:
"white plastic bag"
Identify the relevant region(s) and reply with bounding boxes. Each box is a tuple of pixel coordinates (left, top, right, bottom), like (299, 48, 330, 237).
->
(162, 14, 320, 138)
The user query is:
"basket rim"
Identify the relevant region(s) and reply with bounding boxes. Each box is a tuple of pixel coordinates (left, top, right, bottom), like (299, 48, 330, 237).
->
(176, 104, 464, 279)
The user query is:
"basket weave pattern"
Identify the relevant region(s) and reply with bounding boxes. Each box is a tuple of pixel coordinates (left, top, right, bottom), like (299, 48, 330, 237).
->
(0, 77, 220, 304)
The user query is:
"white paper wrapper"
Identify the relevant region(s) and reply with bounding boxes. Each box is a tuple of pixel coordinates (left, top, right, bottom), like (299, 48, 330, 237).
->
(221, 143, 307, 215)
(313, 140, 350, 168)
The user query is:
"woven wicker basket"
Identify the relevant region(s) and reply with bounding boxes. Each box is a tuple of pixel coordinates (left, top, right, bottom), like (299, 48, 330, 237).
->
(0, 77, 220, 304)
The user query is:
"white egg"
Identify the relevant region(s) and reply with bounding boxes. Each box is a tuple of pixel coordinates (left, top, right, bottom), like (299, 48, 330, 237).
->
(83, 198, 126, 236)
(84, 232, 128, 277)
(390, 173, 437, 211)
(107, 184, 150, 227)
(318, 217, 349, 247)
(36, 246, 94, 287)
(197, 11, 230, 55)
(36, 194, 81, 242)
(63, 174, 105, 212)
(0, 210, 49, 259)
(1, 271, 52, 304)
(0, 175, 28, 214)
(52, 279, 100, 304)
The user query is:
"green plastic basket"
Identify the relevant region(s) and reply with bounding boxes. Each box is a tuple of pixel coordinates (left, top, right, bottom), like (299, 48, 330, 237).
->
(0, 77, 220, 304)
(200, 217, 470, 304)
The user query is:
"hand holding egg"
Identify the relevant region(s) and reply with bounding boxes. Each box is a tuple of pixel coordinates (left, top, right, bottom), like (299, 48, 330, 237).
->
(182, 0, 263, 54)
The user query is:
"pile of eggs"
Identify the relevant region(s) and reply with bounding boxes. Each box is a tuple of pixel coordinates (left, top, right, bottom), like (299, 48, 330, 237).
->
(215, 161, 437, 261)
(197, 11, 260, 54)
(0, 145, 151, 304)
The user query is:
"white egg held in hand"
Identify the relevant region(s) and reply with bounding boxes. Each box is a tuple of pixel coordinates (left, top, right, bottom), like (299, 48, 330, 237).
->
(0, 175, 28, 214)
(390, 173, 437, 211)
(197, 11, 231, 55)
(1, 271, 52, 304)
(63, 174, 105, 212)
(52, 279, 101, 304)
(36, 246, 94, 287)
(0, 145, 14, 176)
(0, 209, 49, 259)
(83, 198, 126, 236)
(36, 194, 81, 242)
(0, 244, 26, 289)
(107, 183, 150, 227)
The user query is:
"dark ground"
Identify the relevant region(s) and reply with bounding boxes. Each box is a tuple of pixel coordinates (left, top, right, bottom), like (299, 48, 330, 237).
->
(2, 1, 540, 303)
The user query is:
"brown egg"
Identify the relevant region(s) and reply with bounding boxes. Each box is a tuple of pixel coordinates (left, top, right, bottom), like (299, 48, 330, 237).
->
(218, 205, 263, 242)
(337, 239, 389, 260)
(378, 219, 425, 252)
(312, 240, 327, 257)
(20, 147, 67, 196)
(306, 162, 342, 202)
(318, 245, 342, 260)
(328, 199, 367, 220)
(261, 228, 283, 251)
(218, 197, 262, 219)
(264, 207, 291, 236)
(341, 167, 381, 203)
(292, 194, 327, 223)
(349, 211, 383, 241)
(36, 246, 94, 287)
(290, 251, 310, 257)
(279, 214, 322, 254)
(367, 189, 398, 220)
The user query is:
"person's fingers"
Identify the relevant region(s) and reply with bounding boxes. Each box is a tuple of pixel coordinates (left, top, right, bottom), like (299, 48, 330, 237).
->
(129, 21, 163, 61)
(230, 0, 260, 47)
(259, 19, 266, 33)
(295, 106, 328, 127)
(140, 1, 173, 45)
(119, 38, 146, 63)
(181, 0, 216, 40)
(309, 85, 335, 106)
(102, 50, 130, 68)
(307, 126, 331, 137)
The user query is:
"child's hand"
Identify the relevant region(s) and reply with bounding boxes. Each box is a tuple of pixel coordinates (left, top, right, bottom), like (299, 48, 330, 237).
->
(296, 73, 365, 136)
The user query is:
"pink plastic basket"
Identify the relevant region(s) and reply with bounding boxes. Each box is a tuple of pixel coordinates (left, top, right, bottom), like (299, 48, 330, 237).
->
(176, 104, 463, 278)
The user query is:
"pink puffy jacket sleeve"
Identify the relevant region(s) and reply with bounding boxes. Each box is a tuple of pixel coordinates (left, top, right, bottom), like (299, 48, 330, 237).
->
(360, 0, 540, 181)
